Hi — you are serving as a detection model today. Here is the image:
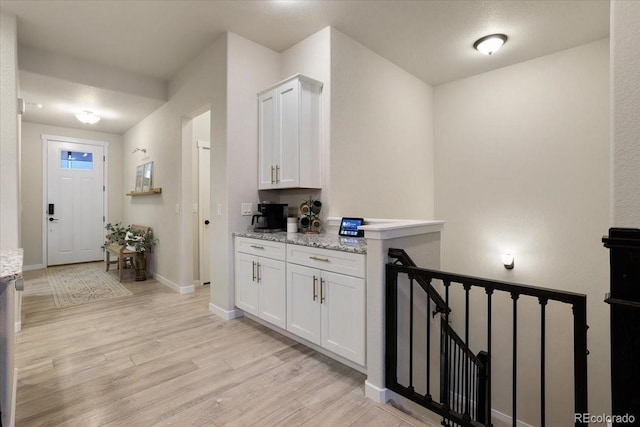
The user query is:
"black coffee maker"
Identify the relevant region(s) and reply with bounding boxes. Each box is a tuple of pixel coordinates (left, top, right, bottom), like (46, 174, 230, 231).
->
(252, 203, 288, 232)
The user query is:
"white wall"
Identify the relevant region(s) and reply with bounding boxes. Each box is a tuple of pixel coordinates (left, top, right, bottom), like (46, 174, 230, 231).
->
(612, 0, 640, 227)
(434, 39, 610, 424)
(122, 30, 281, 301)
(0, 13, 19, 427)
(0, 11, 20, 249)
(330, 28, 435, 220)
(218, 32, 280, 310)
(123, 35, 227, 291)
(277, 27, 331, 219)
(20, 122, 123, 268)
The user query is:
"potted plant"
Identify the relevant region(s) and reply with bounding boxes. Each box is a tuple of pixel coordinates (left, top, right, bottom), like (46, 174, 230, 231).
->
(103, 222, 130, 248)
(125, 229, 158, 281)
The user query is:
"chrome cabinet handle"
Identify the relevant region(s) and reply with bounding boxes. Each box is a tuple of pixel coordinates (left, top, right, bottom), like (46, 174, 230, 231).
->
(252, 261, 256, 282)
(276, 165, 280, 183)
(310, 256, 330, 262)
(320, 278, 325, 303)
(271, 166, 275, 184)
(313, 275, 318, 301)
(256, 262, 261, 283)
(250, 245, 264, 250)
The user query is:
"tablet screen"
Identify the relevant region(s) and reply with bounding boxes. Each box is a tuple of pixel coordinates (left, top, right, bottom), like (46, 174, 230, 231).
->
(339, 217, 364, 237)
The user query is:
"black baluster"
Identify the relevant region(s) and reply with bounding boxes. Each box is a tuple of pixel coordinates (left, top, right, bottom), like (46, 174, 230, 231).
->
(426, 278, 432, 401)
(572, 300, 588, 426)
(539, 297, 548, 427)
(485, 288, 493, 425)
(453, 336, 458, 412)
(440, 322, 447, 413)
(456, 339, 461, 412)
(511, 292, 519, 427)
(409, 276, 414, 392)
(464, 283, 471, 419)
(474, 363, 478, 420)
(443, 280, 451, 409)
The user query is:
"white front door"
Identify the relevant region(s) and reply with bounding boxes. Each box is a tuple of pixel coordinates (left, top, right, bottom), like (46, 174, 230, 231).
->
(47, 139, 105, 266)
(198, 140, 211, 285)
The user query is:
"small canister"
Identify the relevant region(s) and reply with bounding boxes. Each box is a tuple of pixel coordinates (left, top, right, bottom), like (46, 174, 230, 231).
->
(287, 217, 298, 233)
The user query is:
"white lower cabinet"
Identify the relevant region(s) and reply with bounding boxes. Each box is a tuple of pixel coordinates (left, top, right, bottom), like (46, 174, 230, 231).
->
(286, 263, 366, 366)
(234, 236, 366, 367)
(235, 240, 286, 329)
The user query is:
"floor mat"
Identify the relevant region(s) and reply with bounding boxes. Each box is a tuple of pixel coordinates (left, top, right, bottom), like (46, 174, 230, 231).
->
(46, 262, 133, 308)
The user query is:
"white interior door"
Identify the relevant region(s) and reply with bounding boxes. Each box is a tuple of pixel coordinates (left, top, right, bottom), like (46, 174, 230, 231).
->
(47, 139, 104, 266)
(198, 140, 211, 285)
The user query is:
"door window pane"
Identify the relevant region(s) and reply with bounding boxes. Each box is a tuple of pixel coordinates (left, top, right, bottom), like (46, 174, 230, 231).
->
(60, 151, 93, 170)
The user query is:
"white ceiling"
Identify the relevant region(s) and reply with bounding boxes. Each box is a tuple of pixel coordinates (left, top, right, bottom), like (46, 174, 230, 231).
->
(1, 0, 610, 135)
(19, 71, 166, 134)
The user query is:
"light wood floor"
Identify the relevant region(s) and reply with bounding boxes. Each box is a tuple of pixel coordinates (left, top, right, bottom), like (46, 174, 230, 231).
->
(16, 263, 435, 427)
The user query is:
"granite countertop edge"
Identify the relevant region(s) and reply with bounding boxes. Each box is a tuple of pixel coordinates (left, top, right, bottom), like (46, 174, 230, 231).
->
(234, 232, 367, 254)
(0, 248, 24, 284)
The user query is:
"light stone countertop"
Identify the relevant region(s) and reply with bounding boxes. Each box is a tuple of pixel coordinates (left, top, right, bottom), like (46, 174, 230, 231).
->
(0, 248, 23, 284)
(234, 231, 367, 254)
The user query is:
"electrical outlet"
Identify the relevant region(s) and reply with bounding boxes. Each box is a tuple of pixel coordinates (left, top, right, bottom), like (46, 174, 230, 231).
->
(241, 203, 253, 216)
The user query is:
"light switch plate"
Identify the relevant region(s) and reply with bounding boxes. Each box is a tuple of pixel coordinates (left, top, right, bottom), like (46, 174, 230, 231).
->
(216, 203, 222, 216)
(175, 204, 181, 214)
(241, 203, 253, 216)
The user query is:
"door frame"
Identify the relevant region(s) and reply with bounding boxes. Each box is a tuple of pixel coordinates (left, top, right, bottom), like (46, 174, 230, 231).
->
(197, 139, 211, 285)
(41, 134, 109, 266)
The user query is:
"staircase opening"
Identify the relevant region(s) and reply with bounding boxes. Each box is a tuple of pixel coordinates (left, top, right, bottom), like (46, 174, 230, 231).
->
(386, 248, 588, 427)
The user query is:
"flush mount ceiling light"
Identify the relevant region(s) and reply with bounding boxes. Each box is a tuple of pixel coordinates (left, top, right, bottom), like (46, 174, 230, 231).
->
(75, 110, 101, 124)
(473, 34, 508, 55)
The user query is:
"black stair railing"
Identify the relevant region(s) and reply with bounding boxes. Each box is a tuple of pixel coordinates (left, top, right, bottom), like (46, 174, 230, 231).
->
(386, 249, 589, 427)
(440, 320, 487, 425)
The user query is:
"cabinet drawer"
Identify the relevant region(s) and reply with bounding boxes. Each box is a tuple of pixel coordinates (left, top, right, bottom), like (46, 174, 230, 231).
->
(287, 244, 365, 278)
(236, 237, 286, 261)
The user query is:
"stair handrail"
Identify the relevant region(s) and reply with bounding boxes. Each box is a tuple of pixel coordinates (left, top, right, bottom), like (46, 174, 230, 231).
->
(388, 248, 450, 315)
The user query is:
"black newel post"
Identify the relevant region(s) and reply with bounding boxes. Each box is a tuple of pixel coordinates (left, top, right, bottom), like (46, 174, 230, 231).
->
(602, 228, 640, 424)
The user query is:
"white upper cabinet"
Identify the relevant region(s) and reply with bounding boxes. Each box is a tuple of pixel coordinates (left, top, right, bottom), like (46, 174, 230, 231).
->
(258, 74, 323, 190)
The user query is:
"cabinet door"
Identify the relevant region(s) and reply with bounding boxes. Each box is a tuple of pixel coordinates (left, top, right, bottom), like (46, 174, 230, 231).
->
(258, 257, 286, 329)
(286, 263, 321, 345)
(320, 271, 366, 365)
(235, 252, 259, 316)
(275, 80, 299, 188)
(258, 90, 278, 190)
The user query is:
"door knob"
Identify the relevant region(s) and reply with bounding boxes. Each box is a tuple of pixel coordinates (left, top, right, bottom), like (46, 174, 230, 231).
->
(49, 217, 59, 222)
(204, 220, 210, 225)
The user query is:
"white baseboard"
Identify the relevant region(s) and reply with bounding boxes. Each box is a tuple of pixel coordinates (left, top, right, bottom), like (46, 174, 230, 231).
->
(491, 408, 536, 427)
(15, 321, 21, 333)
(388, 388, 537, 427)
(23, 264, 44, 271)
(154, 273, 194, 294)
(365, 380, 390, 403)
(209, 302, 244, 320)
